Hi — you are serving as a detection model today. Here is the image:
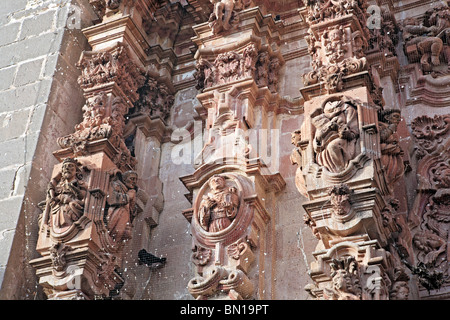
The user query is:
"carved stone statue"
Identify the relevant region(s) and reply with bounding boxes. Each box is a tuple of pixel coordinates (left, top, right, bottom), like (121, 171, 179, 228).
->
(209, 0, 235, 33)
(291, 129, 308, 198)
(378, 109, 405, 185)
(198, 175, 239, 233)
(311, 99, 359, 173)
(43, 158, 87, 234)
(402, 4, 450, 73)
(106, 170, 138, 242)
(208, 0, 252, 34)
(290, 129, 302, 167)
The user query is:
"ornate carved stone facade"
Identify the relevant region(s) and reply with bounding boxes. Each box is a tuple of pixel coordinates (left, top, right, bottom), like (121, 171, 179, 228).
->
(0, 0, 449, 301)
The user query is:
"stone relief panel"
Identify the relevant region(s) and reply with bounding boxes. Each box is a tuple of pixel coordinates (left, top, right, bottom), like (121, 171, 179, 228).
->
(411, 114, 450, 159)
(38, 158, 89, 239)
(402, 3, 450, 75)
(57, 95, 136, 170)
(198, 175, 240, 233)
(410, 113, 450, 293)
(194, 44, 282, 93)
(77, 44, 145, 102)
(302, 0, 369, 28)
(186, 173, 267, 300)
(311, 97, 360, 173)
(105, 170, 139, 242)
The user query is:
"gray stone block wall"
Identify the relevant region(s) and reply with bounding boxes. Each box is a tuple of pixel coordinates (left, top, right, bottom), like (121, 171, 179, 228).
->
(0, 0, 94, 299)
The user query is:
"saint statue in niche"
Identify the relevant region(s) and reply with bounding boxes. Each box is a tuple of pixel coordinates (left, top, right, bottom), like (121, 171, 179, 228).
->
(44, 158, 87, 234)
(198, 175, 239, 233)
(311, 98, 359, 173)
(378, 109, 405, 186)
(106, 170, 138, 242)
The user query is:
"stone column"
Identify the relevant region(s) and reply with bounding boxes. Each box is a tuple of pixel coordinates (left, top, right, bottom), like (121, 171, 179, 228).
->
(30, 0, 162, 300)
(180, 3, 287, 300)
(293, 0, 415, 300)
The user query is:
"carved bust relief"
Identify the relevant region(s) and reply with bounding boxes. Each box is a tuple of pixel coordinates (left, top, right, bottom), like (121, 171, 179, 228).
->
(198, 174, 240, 233)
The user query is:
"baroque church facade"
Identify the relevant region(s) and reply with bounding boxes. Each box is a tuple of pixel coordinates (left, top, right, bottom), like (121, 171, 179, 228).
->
(0, 0, 449, 300)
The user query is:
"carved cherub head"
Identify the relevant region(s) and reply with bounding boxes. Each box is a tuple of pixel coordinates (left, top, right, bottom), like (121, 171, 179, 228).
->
(379, 109, 401, 125)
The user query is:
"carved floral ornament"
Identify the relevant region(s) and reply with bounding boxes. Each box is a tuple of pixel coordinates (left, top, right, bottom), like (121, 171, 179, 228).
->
(57, 94, 137, 170)
(323, 256, 362, 300)
(77, 43, 145, 103)
(302, 0, 369, 27)
(132, 74, 175, 122)
(89, 0, 122, 20)
(194, 44, 282, 92)
(411, 114, 450, 158)
(407, 113, 450, 291)
(306, 241, 399, 300)
(301, 16, 370, 94)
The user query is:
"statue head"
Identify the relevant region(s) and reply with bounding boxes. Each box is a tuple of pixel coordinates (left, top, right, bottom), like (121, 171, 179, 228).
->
(209, 175, 226, 191)
(291, 130, 302, 146)
(123, 170, 138, 189)
(61, 158, 80, 180)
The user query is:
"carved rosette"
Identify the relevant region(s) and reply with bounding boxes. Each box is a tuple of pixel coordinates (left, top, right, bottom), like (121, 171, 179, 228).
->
(187, 173, 266, 300)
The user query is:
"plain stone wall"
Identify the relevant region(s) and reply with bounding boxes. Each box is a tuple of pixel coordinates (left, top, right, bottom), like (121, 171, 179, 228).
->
(142, 87, 198, 300)
(0, 0, 94, 299)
